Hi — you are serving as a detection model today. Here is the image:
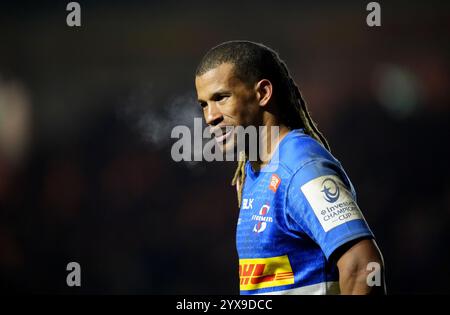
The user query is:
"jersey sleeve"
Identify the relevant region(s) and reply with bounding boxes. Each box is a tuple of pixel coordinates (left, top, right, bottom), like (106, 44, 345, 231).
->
(285, 158, 374, 259)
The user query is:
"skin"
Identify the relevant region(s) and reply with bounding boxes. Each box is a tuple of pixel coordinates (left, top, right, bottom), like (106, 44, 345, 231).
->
(195, 62, 290, 169)
(195, 62, 386, 295)
(336, 239, 386, 294)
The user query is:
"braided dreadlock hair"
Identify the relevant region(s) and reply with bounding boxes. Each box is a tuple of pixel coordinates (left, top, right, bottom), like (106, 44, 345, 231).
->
(196, 41, 330, 207)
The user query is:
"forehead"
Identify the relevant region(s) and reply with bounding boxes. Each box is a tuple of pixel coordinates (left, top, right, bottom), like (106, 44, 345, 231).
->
(195, 63, 242, 98)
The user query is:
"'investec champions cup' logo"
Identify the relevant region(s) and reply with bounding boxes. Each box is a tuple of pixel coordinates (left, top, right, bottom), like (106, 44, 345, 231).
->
(321, 178, 340, 203)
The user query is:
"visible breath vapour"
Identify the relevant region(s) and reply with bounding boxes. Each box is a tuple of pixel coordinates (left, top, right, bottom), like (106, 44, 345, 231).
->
(122, 85, 205, 149)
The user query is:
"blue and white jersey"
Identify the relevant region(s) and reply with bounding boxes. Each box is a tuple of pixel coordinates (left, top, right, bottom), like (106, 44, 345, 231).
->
(236, 129, 374, 295)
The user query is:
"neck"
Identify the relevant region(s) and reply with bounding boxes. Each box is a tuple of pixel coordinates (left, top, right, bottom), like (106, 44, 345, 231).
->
(249, 122, 290, 172)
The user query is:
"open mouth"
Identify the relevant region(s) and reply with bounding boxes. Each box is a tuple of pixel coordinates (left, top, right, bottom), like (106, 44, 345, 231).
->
(213, 127, 234, 144)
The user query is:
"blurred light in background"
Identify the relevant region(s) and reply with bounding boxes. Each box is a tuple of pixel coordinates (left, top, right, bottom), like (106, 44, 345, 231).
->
(0, 78, 31, 165)
(374, 64, 422, 118)
(0, 0, 448, 294)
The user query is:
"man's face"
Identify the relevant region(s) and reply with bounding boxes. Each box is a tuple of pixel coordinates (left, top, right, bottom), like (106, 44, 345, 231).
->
(195, 63, 261, 153)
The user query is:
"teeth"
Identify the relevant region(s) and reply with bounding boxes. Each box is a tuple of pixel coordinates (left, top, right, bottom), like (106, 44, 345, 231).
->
(214, 128, 232, 143)
(212, 127, 230, 137)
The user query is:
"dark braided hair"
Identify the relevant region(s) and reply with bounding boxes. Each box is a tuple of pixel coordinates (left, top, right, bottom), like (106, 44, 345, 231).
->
(196, 41, 330, 207)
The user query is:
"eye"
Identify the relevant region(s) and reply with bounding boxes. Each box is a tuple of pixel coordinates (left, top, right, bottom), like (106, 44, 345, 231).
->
(199, 101, 207, 108)
(214, 94, 230, 103)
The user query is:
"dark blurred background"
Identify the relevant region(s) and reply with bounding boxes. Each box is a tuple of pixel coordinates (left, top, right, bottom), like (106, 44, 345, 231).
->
(0, 0, 449, 294)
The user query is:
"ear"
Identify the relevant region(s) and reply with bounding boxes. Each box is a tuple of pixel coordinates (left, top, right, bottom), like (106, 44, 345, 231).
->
(255, 79, 273, 107)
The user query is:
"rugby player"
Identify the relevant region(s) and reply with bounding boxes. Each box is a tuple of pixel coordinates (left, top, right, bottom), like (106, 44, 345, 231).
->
(194, 41, 385, 295)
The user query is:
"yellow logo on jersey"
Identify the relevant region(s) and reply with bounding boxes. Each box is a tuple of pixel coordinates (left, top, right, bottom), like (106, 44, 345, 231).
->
(239, 255, 294, 291)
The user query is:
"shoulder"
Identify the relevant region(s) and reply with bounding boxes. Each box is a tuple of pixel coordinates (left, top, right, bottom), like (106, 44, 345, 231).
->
(275, 130, 355, 196)
(277, 129, 338, 175)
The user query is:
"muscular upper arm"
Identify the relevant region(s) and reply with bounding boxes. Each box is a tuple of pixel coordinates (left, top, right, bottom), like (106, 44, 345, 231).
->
(334, 238, 386, 295)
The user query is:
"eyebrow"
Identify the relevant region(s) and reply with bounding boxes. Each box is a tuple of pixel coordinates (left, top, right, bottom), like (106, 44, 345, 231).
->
(197, 89, 231, 103)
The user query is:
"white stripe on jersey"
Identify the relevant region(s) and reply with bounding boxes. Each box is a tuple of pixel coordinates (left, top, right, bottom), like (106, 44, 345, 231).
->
(255, 281, 340, 295)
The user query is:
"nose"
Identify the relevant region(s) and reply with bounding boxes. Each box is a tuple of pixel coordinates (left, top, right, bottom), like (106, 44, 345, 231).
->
(205, 102, 223, 126)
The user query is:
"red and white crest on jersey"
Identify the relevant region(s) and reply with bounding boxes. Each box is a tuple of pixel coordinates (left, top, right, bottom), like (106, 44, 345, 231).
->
(269, 174, 281, 192)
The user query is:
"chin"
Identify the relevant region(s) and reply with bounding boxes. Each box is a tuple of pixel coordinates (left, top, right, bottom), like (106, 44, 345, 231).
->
(217, 138, 237, 158)
(225, 143, 236, 154)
